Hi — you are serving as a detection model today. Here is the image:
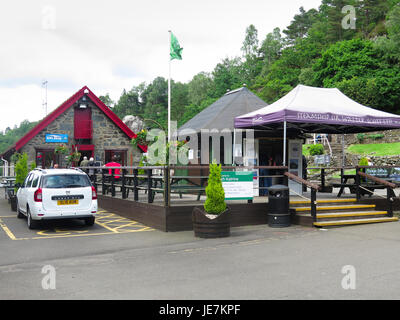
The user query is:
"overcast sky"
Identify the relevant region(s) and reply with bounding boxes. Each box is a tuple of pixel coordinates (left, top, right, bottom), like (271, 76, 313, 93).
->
(0, 0, 322, 132)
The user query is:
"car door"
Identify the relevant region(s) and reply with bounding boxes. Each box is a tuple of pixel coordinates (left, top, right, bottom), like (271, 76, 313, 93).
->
(17, 173, 32, 213)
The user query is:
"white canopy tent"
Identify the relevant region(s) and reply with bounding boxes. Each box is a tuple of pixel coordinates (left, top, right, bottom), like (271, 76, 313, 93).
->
(235, 85, 400, 166)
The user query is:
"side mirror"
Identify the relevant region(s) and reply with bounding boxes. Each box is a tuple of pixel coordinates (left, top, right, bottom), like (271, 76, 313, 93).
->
(15, 183, 23, 189)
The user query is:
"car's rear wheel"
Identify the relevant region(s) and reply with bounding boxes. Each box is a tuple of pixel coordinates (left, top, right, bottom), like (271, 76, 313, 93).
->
(27, 207, 39, 230)
(84, 217, 95, 226)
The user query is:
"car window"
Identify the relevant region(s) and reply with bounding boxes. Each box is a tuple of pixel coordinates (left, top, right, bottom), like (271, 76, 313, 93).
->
(26, 174, 35, 188)
(42, 174, 91, 189)
(31, 175, 39, 188)
(24, 174, 32, 188)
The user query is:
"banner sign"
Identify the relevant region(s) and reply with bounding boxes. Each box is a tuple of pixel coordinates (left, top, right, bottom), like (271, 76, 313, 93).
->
(45, 134, 68, 143)
(221, 171, 254, 200)
(365, 167, 400, 182)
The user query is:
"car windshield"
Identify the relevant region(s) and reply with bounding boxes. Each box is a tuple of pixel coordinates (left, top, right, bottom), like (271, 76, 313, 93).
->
(42, 174, 91, 189)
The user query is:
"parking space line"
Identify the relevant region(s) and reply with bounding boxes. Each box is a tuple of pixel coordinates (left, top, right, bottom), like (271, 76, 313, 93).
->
(0, 209, 154, 240)
(0, 218, 17, 240)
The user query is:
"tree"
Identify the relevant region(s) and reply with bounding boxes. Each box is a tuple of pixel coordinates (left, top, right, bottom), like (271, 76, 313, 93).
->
(98, 93, 114, 108)
(187, 72, 214, 106)
(283, 7, 319, 44)
(312, 38, 400, 114)
(259, 28, 284, 73)
(113, 86, 143, 119)
(212, 57, 244, 97)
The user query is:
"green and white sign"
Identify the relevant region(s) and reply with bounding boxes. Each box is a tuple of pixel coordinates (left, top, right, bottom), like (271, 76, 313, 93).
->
(221, 171, 254, 200)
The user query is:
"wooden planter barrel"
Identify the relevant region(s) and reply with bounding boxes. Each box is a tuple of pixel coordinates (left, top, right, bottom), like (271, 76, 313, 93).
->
(192, 207, 230, 238)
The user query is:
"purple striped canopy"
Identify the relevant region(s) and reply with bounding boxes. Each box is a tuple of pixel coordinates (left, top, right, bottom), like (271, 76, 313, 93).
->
(234, 85, 400, 133)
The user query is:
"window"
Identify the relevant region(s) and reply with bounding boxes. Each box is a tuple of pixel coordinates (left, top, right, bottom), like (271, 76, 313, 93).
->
(36, 149, 55, 169)
(26, 174, 35, 188)
(23, 174, 32, 188)
(42, 174, 91, 189)
(105, 150, 127, 165)
(32, 175, 39, 188)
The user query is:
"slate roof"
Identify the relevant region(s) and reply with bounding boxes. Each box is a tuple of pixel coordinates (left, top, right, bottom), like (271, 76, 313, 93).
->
(179, 86, 268, 133)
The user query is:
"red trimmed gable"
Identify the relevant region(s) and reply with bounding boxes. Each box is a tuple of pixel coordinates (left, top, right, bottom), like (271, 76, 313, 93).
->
(12, 86, 147, 153)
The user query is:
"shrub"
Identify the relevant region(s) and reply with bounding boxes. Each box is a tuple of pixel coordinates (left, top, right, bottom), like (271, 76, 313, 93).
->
(309, 144, 324, 156)
(14, 153, 28, 191)
(369, 134, 384, 140)
(204, 163, 227, 215)
(359, 157, 369, 166)
(357, 133, 365, 143)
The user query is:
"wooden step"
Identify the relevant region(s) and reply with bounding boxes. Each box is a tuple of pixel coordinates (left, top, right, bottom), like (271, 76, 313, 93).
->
(294, 204, 376, 213)
(314, 217, 399, 227)
(316, 211, 389, 222)
(290, 198, 357, 207)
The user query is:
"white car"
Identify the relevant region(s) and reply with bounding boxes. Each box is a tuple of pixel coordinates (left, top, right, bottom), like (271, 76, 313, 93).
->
(16, 168, 98, 229)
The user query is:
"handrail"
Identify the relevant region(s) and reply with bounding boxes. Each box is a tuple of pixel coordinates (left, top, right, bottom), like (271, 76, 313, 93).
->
(284, 172, 320, 191)
(357, 171, 397, 189)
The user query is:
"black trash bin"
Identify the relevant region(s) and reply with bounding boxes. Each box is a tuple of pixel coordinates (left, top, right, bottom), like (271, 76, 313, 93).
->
(267, 185, 290, 228)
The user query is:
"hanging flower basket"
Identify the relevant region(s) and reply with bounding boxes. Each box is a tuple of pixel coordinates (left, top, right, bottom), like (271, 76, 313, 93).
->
(131, 129, 148, 149)
(67, 147, 81, 165)
(55, 144, 68, 155)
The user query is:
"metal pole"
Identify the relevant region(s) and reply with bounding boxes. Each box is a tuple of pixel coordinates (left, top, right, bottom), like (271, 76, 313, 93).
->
(168, 31, 171, 143)
(342, 134, 345, 167)
(283, 121, 287, 166)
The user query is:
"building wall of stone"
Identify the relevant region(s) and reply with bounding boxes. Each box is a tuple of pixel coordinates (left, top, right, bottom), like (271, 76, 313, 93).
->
(19, 100, 142, 166)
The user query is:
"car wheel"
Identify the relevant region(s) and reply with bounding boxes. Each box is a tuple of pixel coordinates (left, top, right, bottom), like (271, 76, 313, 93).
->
(27, 207, 39, 230)
(16, 200, 24, 219)
(85, 217, 95, 226)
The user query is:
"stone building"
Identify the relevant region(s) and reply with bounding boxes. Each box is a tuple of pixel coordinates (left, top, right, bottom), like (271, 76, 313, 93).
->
(1, 86, 146, 167)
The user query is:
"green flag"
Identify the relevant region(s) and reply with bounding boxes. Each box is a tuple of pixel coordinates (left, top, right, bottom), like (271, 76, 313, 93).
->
(170, 32, 183, 60)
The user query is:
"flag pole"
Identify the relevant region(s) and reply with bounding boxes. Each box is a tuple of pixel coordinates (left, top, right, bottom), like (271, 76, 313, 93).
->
(168, 30, 171, 143)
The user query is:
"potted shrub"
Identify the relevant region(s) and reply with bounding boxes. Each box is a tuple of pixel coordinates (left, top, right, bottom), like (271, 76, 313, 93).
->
(192, 162, 230, 238)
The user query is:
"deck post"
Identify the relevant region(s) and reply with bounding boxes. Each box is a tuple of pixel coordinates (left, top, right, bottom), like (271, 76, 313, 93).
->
(321, 168, 325, 188)
(164, 166, 169, 207)
(355, 166, 361, 201)
(111, 168, 115, 197)
(133, 168, 139, 201)
(101, 169, 105, 195)
(147, 168, 153, 203)
(122, 168, 127, 199)
(387, 187, 394, 217)
(311, 188, 317, 223)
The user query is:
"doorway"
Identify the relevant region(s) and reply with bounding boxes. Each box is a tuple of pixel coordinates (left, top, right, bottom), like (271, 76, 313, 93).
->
(258, 139, 284, 196)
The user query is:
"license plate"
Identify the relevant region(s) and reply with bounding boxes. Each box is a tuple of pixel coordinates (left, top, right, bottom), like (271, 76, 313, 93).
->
(57, 199, 79, 205)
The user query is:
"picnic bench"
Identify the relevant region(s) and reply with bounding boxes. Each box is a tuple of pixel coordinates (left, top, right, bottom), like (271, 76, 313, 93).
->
(332, 168, 398, 197)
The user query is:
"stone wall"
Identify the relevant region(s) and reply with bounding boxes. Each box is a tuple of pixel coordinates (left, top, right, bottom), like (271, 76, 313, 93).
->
(20, 100, 142, 166)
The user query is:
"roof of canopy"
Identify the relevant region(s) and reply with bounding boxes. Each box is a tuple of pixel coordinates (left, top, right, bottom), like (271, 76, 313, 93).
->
(234, 85, 400, 134)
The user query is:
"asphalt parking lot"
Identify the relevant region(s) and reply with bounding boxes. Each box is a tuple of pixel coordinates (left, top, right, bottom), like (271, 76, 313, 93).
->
(1, 194, 400, 300)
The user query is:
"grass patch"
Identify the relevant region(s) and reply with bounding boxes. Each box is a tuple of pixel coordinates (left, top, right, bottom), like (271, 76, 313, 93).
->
(347, 142, 400, 156)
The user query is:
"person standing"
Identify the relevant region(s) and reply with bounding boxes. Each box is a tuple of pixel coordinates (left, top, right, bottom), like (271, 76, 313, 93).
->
(80, 156, 89, 168)
(105, 156, 122, 181)
(88, 157, 95, 183)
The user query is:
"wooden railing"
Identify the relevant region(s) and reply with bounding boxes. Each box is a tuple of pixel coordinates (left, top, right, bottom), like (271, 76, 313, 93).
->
(356, 169, 397, 217)
(80, 165, 288, 207)
(285, 171, 320, 222)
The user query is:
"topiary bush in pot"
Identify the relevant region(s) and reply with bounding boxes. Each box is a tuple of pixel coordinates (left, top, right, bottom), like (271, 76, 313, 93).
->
(192, 162, 230, 238)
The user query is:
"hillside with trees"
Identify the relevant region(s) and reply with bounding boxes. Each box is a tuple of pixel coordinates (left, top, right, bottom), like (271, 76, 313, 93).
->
(110, 0, 400, 130)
